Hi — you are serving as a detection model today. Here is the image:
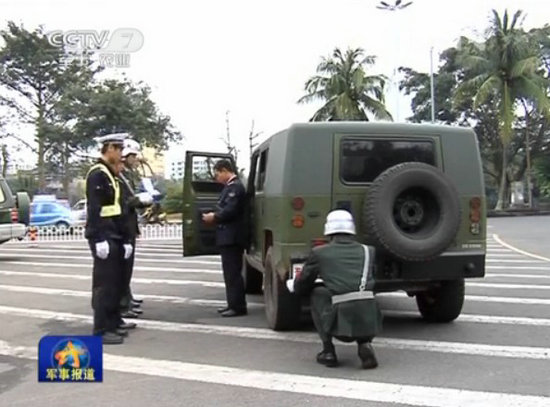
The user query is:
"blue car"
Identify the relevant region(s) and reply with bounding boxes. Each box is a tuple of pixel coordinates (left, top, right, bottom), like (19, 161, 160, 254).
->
(30, 201, 74, 229)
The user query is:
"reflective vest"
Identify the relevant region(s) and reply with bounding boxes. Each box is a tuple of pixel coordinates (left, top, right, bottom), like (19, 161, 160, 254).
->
(86, 163, 121, 217)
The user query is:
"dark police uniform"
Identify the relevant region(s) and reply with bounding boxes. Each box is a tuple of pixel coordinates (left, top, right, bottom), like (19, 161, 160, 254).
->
(214, 175, 247, 314)
(118, 166, 146, 313)
(294, 235, 383, 344)
(85, 158, 130, 335)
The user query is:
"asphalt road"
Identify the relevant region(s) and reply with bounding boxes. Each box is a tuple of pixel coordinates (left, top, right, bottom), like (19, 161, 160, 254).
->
(0, 217, 549, 406)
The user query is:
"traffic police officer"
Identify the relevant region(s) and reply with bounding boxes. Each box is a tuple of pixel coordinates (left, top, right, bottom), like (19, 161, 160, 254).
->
(287, 210, 383, 368)
(202, 159, 247, 317)
(118, 141, 152, 318)
(85, 133, 134, 344)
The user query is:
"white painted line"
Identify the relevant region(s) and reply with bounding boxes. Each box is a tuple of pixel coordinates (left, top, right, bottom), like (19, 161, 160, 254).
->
(485, 274, 550, 280)
(384, 310, 550, 327)
(1, 306, 549, 362)
(0, 247, 187, 258)
(1, 340, 548, 407)
(1, 261, 221, 275)
(486, 259, 545, 263)
(0, 284, 263, 308)
(486, 266, 550, 271)
(0, 270, 224, 288)
(467, 282, 550, 290)
(380, 292, 550, 306)
(2, 283, 547, 328)
(486, 254, 526, 258)
(493, 234, 550, 263)
(0, 253, 220, 265)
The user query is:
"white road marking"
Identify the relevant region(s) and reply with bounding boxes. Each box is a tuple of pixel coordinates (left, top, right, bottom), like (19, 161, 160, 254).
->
(485, 259, 545, 263)
(0, 247, 187, 258)
(0, 270, 224, 287)
(2, 283, 549, 327)
(486, 265, 550, 271)
(485, 273, 550, 280)
(467, 282, 550, 290)
(1, 340, 547, 407)
(384, 310, 550, 327)
(0, 284, 263, 308)
(0, 253, 220, 265)
(380, 292, 550, 306)
(493, 234, 550, 263)
(0, 261, 221, 274)
(0, 306, 549, 361)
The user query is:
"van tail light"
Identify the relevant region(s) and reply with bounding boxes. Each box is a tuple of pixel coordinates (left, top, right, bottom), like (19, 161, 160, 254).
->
(10, 208, 18, 223)
(311, 238, 328, 247)
(291, 197, 304, 210)
(469, 197, 481, 234)
(291, 214, 305, 228)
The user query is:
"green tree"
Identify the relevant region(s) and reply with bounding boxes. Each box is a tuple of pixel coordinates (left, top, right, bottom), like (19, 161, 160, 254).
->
(298, 48, 391, 121)
(455, 10, 550, 209)
(0, 21, 96, 189)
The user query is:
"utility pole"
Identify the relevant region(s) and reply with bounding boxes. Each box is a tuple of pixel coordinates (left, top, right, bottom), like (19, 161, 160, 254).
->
(223, 110, 238, 164)
(248, 120, 261, 159)
(376, 1, 413, 122)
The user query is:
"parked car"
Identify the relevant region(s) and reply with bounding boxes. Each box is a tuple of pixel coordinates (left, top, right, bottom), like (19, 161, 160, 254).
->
(0, 177, 30, 243)
(71, 199, 87, 227)
(30, 201, 74, 229)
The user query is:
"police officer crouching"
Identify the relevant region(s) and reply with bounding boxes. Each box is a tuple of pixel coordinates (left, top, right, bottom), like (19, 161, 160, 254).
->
(85, 134, 135, 344)
(287, 210, 383, 368)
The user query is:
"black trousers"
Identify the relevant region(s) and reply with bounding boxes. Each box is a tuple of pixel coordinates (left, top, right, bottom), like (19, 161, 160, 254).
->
(120, 238, 136, 312)
(219, 245, 246, 312)
(89, 240, 124, 334)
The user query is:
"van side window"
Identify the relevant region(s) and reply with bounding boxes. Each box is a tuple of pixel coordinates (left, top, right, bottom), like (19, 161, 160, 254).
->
(341, 139, 435, 183)
(256, 149, 268, 192)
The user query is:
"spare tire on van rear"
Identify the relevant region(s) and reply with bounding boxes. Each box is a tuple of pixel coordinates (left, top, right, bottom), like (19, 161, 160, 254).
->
(362, 162, 461, 262)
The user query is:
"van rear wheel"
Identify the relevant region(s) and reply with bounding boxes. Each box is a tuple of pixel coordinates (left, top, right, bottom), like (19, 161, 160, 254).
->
(264, 247, 301, 331)
(416, 279, 465, 322)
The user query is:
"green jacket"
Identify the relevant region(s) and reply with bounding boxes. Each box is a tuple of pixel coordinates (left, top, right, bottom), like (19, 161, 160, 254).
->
(294, 235, 383, 338)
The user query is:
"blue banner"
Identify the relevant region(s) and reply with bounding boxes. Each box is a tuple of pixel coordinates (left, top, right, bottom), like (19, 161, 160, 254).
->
(38, 335, 103, 382)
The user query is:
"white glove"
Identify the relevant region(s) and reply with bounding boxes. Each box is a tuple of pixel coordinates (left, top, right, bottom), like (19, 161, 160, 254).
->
(136, 192, 153, 205)
(286, 279, 295, 293)
(123, 244, 133, 260)
(95, 241, 109, 260)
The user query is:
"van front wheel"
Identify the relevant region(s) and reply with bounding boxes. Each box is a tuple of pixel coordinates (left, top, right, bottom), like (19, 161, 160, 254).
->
(416, 279, 465, 322)
(264, 248, 301, 331)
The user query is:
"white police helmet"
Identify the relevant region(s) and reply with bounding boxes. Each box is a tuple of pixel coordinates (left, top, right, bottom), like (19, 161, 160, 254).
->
(122, 138, 141, 157)
(323, 210, 356, 236)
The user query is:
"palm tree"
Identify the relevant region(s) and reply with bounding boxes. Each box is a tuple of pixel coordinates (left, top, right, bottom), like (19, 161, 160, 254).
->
(298, 48, 392, 121)
(456, 10, 550, 210)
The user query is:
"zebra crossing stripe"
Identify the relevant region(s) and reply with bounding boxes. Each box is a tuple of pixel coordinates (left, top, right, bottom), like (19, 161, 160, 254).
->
(0, 339, 548, 406)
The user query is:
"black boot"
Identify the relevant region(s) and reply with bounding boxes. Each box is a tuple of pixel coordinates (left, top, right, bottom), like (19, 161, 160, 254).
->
(316, 342, 338, 367)
(358, 342, 378, 369)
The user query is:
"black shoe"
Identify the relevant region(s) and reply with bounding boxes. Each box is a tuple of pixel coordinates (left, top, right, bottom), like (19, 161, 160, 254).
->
(358, 342, 378, 369)
(118, 322, 137, 330)
(221, 309, 247, 317)
(131, 307, 143, 315)
(102, 332, 124, 345)
(217, 307, 230, 314)
(121, 311, 139, 319)
(316, 350, 338, 367)
(116, 328, 129, 337)
(131, 298, 144, 304)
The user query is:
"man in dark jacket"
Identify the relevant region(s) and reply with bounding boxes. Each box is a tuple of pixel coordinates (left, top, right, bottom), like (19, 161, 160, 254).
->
(202, 159, 247, 317)
(85, 133, 134, 344)
(118, 142, 152, 318)
(288, 210, 383, 368)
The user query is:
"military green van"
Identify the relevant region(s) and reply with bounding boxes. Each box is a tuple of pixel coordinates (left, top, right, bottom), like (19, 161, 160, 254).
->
(183, 122, 486, 330)
(0, 177, 30, 243)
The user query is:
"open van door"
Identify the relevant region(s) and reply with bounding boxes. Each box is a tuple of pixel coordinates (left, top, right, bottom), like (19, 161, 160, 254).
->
(182, 151, 236, 256)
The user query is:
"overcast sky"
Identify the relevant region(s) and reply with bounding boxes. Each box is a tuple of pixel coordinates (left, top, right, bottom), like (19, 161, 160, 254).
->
(1, 0, 549, 175)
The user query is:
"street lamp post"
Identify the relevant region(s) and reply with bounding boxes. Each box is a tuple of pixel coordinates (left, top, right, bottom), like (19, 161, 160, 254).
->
(430, 46, 436, 123)
(376, 1, 413, 122)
